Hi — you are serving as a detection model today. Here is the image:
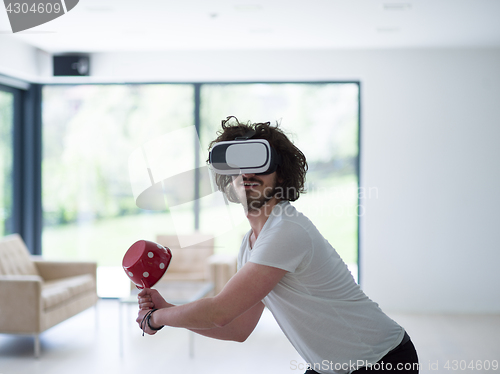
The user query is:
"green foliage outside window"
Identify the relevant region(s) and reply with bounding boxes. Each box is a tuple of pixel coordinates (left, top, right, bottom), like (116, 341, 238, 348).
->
(0, 90, 13, 237)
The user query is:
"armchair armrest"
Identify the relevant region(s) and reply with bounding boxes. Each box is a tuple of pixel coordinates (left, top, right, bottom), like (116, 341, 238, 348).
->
(0, 275, 43, 333)
(33, 260, 97, 282)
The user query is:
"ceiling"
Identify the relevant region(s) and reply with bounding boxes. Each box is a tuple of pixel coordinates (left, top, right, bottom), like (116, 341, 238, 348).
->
(1, 0, 500, 53)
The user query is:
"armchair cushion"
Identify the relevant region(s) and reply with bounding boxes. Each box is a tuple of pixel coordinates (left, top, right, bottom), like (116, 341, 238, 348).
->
(0, 235, 39, 276)
(42, 274, 95, 310)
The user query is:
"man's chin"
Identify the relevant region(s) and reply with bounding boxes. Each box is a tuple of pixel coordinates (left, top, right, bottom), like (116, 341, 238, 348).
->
(246, 196, 275, 212)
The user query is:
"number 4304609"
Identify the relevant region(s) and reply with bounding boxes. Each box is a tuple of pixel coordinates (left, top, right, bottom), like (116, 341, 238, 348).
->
(444, 360, 498, 371)
(5, 2, 62, 14)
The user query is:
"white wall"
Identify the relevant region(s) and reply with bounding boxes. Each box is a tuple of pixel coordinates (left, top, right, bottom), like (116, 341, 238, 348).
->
(356, 49, 500, 314)
(2, 46, 500, 313)
(0, 37, 44, 83)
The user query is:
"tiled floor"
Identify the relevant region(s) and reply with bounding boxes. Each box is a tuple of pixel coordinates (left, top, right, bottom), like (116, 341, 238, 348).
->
(0, 299, 499, 374)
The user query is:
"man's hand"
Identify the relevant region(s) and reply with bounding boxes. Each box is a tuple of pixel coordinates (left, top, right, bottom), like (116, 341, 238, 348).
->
(136, 289, 173, 335)
(137, 288, 172, 310)
(136, 308, 161, 335)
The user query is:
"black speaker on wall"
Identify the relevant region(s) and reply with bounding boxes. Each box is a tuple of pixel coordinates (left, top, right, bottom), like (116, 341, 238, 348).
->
(53, 54, 90, 76)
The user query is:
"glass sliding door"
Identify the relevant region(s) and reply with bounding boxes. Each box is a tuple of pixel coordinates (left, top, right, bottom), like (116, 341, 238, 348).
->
(42, 84, 194, 296)
(199, 83, 360, 278)
(0, 88, 14, 237)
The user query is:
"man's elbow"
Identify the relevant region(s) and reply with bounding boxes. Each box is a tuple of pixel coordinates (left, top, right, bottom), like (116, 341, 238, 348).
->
(212, 312, 234, 329)
(225, 326, 251, 343)
(234, 331, 251, 343)
(212, 312, 251, 342)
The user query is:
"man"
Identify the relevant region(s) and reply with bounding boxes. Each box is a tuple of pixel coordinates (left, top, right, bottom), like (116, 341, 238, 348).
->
(137, 117, 419, 373)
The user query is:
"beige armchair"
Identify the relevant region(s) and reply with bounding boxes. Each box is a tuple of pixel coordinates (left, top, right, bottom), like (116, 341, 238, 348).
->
(155, 234, 237, 296)
(0, 234, 98, 357)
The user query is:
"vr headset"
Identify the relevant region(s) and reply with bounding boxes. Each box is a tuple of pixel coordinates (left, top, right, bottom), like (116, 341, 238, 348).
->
(209, 132, 282, 175)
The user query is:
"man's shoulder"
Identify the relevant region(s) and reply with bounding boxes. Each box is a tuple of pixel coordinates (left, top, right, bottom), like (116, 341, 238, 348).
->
(270, 201, 310, 227)
(262, 204, 312, 243)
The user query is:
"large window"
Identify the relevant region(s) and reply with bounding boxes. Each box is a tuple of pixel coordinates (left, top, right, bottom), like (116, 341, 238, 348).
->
(0, 87, 14, 237)
(42, 83, 360, 296)
(199, 84, 360, 271)
(42, 84, 194, 296)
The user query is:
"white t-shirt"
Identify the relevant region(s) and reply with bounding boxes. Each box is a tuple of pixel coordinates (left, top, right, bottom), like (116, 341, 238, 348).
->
(237, 201, 405, 374)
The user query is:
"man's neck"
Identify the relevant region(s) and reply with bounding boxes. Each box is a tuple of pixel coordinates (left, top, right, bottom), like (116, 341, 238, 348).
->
(247, 197, 281, 241)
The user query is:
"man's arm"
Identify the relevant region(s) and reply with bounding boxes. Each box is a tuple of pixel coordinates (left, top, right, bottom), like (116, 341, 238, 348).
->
(189, 301, 265, 342)
(137, 262, 286, 336)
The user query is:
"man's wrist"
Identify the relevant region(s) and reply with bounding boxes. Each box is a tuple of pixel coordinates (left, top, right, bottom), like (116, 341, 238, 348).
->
(147, 309, 164, 331)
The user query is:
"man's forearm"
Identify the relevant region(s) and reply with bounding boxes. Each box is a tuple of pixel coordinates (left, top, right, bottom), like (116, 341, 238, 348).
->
(151, 300, 265, 342)
(189, 325, 245, 342)
(190, 301, 265, 342)
(151, 297, 224, 330)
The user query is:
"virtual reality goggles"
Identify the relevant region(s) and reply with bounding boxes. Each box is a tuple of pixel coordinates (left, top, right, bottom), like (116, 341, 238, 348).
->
(209, 138, 282, 175)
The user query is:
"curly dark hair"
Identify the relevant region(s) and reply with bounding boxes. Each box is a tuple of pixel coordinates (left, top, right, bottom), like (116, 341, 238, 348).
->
(207, 116, 308, 202)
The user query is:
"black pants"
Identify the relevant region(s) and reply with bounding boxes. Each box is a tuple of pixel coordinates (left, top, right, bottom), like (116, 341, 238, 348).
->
(305, 333, 419, 373)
